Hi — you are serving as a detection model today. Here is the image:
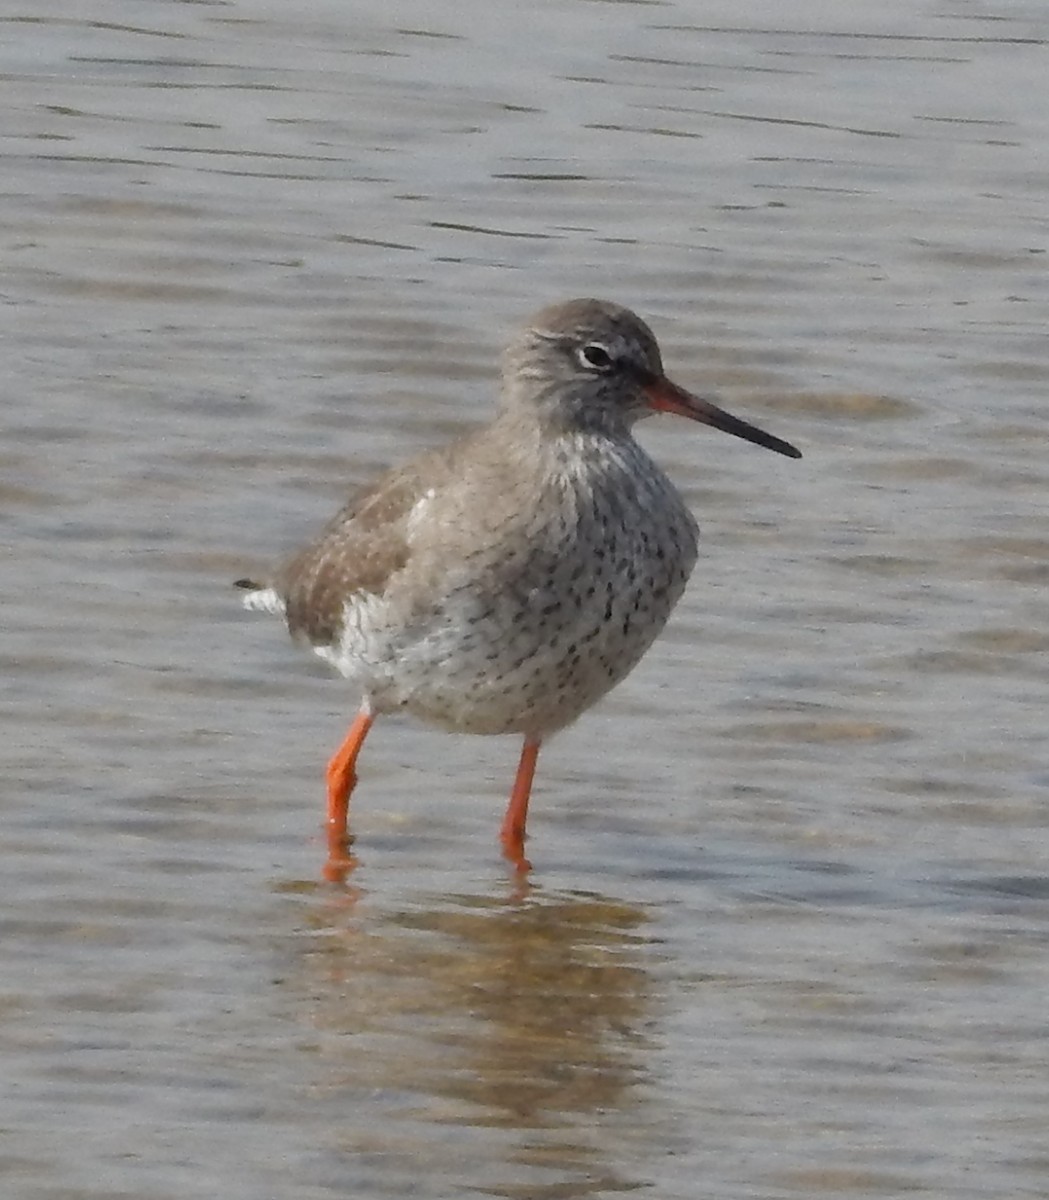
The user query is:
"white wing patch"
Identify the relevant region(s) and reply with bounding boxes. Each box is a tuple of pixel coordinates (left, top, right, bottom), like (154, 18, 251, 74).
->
(313, 593, 388, 680)
(405, 488, 437, 542)
(241, 587, 286, 616)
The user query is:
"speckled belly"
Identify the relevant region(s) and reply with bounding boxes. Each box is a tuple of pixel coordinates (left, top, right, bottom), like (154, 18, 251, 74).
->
(375, 486, 699, 737)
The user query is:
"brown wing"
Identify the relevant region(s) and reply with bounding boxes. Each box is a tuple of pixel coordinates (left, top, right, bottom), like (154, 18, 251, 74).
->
(274, 442, 462, 647)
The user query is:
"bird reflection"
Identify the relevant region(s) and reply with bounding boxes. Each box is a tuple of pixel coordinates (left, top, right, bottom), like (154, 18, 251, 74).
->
(291, 886, 662, 1197)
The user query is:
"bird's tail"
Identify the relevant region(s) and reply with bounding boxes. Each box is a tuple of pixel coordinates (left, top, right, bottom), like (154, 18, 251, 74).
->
(234, 577, 286, 615)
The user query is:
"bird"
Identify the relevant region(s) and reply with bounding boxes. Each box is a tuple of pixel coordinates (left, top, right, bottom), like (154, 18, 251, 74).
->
(236, 298, 800, 876)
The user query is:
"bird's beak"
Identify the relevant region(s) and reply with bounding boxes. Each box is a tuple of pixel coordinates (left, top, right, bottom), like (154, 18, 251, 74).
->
(644, 376, 802, 460)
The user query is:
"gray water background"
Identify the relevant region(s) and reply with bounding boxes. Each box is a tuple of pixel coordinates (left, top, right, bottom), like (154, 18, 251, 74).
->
(3, 2, 1049, 1197)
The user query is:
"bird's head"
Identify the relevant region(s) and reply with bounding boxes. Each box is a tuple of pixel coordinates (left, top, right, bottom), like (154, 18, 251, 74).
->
(503, 297, 801, 459)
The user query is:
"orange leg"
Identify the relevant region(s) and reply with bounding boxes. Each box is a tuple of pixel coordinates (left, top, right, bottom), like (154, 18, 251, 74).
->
(324, 704, 374, 872)
(500, 737, 540, 871)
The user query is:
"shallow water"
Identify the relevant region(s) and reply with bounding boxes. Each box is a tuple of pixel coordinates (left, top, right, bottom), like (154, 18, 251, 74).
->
(4, 2, 1049, 1197)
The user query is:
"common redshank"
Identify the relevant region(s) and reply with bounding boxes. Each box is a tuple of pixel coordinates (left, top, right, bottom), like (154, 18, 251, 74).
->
(237, 298, 800, 874)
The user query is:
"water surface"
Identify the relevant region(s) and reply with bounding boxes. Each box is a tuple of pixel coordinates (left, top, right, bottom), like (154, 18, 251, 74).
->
(4, 2, 1049, 1197)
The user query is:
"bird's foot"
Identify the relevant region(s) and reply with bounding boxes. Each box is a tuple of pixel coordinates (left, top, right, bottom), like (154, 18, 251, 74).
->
(500, 831, 532, 875)
(323, 829, 357, 885)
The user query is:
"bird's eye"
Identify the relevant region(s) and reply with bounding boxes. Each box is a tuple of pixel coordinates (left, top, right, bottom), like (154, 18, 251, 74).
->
(577, 343, 614, 372)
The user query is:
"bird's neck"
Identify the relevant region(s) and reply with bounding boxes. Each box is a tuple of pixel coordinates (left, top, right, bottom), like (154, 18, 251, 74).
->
(497, 380, 635, 441)
(488, 400, 653, 493)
